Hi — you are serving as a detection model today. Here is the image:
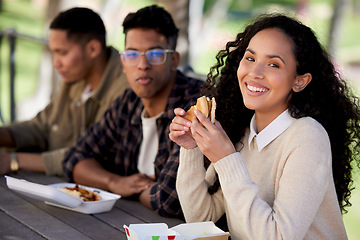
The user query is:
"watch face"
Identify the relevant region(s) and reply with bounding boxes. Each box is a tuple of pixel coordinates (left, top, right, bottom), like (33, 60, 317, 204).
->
(10, 153, 19, 172)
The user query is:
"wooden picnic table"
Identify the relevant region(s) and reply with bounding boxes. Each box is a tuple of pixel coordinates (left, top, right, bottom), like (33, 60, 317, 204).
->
(0, 171, 184, 239)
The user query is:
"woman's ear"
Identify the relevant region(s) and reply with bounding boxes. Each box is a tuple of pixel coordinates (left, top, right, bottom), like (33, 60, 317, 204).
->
(86, 39, 102, 59)
(293, 73, 312, 92)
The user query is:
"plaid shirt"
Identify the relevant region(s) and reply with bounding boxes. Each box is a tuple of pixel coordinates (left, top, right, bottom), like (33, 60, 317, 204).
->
(63, 71, 203, 218)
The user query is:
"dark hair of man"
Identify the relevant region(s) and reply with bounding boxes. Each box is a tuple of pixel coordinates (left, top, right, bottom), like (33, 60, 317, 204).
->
(50, 7, 106, 49)
(122, 4, 179, 50)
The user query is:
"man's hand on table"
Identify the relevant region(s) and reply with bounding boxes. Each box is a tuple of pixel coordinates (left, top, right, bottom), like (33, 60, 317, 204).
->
(109, 173, 155, 198)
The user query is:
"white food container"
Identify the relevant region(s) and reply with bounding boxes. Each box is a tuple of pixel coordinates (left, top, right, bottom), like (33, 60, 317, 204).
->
(124, 221, 230, 240)
(5, 175, 121, 214)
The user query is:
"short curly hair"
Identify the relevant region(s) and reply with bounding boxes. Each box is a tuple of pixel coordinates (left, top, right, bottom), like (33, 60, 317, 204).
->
(203, 13, 360, 213)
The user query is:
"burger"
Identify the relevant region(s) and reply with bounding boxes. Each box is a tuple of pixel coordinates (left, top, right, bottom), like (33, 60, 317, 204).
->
(185, 96, 216, 123)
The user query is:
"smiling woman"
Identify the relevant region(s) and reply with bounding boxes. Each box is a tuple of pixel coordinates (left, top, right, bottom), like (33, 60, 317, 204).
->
(170, 13, 360, 239)
(237, 28, 312, 131)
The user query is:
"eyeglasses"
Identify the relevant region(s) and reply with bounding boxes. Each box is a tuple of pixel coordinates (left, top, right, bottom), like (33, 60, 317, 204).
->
(120, 49, 174, 66)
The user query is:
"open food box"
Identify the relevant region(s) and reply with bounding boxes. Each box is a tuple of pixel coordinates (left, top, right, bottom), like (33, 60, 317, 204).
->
(5, 175, 121, 214)
(124, 221, 230, 240)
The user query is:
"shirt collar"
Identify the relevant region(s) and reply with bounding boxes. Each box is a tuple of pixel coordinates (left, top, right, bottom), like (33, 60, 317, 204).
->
(141, 108, 163, 121)
(248, 109, 294, 152)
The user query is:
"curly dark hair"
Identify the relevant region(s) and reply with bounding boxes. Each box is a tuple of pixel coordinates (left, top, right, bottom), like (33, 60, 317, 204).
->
(203, 13, 360, 213)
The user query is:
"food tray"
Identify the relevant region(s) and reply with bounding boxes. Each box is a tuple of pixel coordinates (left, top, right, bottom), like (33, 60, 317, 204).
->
(5, 176, 121, 214)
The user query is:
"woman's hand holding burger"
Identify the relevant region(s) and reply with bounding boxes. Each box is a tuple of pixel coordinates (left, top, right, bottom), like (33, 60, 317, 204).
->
(169, 108, 198, 149)
(190, 109, 236, 163)
(169, 96, 236, 163)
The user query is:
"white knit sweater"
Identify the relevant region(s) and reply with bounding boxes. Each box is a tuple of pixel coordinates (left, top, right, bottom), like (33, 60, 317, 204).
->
(176, 117, 347, 240)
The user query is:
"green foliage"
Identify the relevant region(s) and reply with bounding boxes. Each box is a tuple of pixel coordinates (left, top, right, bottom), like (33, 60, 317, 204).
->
(343, 171, 360, 239)
(0, 0, 45, 123)
(341, 14, 360, 48)
(0, 0, 45, 35)
(252, 0, 296, 8)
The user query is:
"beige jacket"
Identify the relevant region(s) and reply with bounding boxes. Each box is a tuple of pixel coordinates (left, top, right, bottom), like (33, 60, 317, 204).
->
(8, 47, 129, 175)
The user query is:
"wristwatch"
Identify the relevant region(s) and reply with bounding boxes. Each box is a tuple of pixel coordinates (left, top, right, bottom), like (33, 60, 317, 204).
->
(10, 152, 19, 172)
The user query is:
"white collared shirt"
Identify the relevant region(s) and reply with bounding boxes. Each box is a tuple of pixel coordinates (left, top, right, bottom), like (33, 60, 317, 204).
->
(248, 109, 294, 152)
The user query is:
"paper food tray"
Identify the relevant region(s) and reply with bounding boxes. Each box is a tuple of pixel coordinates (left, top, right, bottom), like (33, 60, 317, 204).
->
(124, 221, 230, 240)
(5, 176, 121, 214)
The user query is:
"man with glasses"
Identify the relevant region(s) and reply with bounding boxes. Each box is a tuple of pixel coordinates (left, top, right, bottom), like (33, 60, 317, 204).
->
(0, 8, 128, 176)
(121, 49, 175, 66)
(63, 5, 204, 218)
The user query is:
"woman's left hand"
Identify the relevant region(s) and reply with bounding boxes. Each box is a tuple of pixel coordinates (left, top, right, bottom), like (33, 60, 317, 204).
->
(191, 110, 236, 163)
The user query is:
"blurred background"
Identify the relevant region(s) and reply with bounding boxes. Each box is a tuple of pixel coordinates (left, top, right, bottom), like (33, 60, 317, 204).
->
(0, 0, 359, 238)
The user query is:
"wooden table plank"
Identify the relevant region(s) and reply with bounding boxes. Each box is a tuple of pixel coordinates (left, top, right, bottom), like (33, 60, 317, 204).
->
(0, 183, 93, 239)
(115, 199, 184, 227)
(1, 172, 185, 239)
(4, 173, 184, 227)
(0, 210, 46, 240)
(1, 174, 126, 239)
(29, 200, 125, 239)
(94, 207, 144, 235)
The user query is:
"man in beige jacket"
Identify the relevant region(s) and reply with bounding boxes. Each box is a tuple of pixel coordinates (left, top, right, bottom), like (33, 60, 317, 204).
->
(0, 7, 128, 176)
